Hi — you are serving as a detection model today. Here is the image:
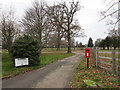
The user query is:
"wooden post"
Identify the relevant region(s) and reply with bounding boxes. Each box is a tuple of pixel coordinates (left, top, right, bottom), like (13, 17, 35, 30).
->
(87, 58, 89, 68)
(112, 50, 116, 74)
(96, 47, 98, 67)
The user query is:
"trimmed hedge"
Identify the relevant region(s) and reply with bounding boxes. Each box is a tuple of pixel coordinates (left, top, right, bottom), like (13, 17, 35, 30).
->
(10, 35, 40, 66)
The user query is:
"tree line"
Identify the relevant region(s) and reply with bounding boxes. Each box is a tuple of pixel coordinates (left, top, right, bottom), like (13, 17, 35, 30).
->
(99, 0, 120, 50)
(1, 0, 84, 53)
(95, 29, 120, 50)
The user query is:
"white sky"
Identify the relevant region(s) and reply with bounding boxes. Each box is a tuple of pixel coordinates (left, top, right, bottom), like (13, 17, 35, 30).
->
(0, 0, 111, 45)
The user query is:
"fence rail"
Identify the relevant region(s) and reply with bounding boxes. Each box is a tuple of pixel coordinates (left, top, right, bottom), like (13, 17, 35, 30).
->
(98, 65, 111, 72)
(99, 51, 120, 54)
(98, 60, 112, 66)
(99, 56, 112, 60)
(99, 56, 120, 61)
(98, 51, 112, 54)
(95, 49, 120, 75)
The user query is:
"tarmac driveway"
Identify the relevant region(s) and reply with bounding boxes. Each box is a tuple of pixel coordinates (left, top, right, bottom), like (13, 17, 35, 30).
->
(2, 51, 84, 88)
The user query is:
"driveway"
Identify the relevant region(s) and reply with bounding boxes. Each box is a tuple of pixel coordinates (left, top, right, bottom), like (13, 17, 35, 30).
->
(2, 51, 84, 88)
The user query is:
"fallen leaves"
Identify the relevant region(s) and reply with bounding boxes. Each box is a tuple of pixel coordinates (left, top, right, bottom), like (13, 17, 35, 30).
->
(2, 67, 34, 79)
(72, 52, 120, 88)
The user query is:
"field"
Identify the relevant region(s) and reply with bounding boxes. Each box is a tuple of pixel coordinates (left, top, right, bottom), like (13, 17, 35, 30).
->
(72, 53, 120, 88)
(2, 50, 74, 79)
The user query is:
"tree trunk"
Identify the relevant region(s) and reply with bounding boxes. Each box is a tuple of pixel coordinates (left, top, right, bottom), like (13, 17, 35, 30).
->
(67, 30, 71, 53)
(57, 42, 60, 51)
(38, 25, 42, 56)
(39, 31, 42, 56)
(114, 47, 116, 50)
(57, 30, 61, 51)
(103, 47, 105, 50)
(7, 37, 12, 53)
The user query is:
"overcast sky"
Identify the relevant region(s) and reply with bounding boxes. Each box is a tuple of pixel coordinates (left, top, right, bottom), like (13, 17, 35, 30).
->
(0, 0, 111, 44)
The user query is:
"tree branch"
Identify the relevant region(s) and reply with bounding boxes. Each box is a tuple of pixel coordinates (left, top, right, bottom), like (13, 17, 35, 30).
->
(99, 9, 120, 21)
(104, 1, 120, 14)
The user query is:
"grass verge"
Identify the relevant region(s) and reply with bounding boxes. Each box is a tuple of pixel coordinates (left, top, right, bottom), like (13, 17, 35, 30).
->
(2, 50, 74, 79)
(72, 54, 120, 88)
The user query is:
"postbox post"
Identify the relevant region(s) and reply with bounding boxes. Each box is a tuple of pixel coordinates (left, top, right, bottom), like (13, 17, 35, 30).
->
(85, 48, 90, 68)
(87, 58, 89, 68)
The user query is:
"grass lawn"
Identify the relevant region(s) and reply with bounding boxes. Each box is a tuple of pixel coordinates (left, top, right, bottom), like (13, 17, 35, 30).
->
(2, 50, 74, 79)
(72, 54, 120, 88)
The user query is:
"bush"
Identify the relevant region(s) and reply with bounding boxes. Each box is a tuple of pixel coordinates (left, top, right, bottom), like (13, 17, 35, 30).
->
(10, 35, 40, 66)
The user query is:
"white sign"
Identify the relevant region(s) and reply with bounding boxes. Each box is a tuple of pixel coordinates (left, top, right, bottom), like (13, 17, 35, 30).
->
(15, 58, 29, 67)
(87, 53, 89, 56)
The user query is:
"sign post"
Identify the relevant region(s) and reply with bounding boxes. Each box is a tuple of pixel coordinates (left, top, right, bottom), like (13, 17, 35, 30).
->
(85, 48, 90, 68)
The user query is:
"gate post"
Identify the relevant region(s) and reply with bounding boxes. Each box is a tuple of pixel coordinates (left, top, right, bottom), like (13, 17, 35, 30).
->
(96, 47, 98, 67)
(112, 50, 116, 74)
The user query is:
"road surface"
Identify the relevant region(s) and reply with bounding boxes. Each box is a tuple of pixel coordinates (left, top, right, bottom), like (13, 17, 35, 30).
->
(2, 51, 84, 88)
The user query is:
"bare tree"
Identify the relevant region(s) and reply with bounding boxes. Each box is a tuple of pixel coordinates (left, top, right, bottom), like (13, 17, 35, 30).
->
(100, 0, 120, 33)
(60, 39, 68, 48)
(22, 0, 47, 54)
(45, 4, 65, 50)
(22, 0, 83, 53)
(42, 20, 56, 48)
(100, 0, 120, 47)
(46, 34, 58, 48)
(46, 1, 82, 53)
(1, 9, 20, 52)
(95, 38, 102, 47)
(58, 1, 81, 53)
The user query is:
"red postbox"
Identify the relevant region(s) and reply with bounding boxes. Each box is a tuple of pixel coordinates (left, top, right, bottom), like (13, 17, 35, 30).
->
(85, 48, 90, 58)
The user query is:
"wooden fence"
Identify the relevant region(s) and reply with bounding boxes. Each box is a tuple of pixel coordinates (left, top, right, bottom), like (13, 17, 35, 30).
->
(95, 48, 120, 75)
